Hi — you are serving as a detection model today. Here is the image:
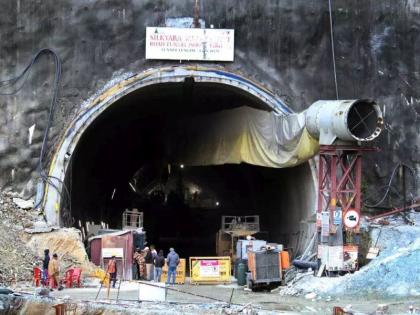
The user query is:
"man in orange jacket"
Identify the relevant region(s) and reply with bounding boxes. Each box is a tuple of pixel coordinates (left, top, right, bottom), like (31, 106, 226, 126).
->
(107, 256, 117, 288)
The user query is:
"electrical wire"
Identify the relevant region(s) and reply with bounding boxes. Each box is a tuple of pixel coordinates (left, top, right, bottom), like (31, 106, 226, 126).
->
(328, 0, 339, 100)
(0, 49, 71, 215)
(364, 163, 417, 208)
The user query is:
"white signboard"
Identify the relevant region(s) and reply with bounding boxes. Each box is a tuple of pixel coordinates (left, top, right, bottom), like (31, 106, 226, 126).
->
(102, 247, 124, 258)
(321, 211, 330, 237)
(327, 246, 344, 271)
(146, 27, 234, 61)
(199, 260, 220, 277)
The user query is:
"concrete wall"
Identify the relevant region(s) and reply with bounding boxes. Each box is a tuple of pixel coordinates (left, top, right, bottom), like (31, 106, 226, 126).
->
(0, 0, 419, 203)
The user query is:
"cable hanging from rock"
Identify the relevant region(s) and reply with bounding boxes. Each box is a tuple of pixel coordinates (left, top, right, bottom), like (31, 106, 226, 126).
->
(328, 0, 339, 100)
(364, 162, 417, 208)
(0, 49, 70, 213)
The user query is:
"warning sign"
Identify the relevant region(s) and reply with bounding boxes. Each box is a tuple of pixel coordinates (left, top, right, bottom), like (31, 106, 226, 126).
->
(333, 208, 342, 225)
(199, 260, 220, 277)
(190, 257, 231, 284)
(343, 245, 358, 271)
(321, 212, 330, 237)
(344, 210, 359, 228)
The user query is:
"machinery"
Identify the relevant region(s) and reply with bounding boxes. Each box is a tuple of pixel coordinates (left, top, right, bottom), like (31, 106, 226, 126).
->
(216, 215, 260, 258)
(246, 248, 283, 291)
(306, 100, 383, 273)
(236, 239, 267, 261)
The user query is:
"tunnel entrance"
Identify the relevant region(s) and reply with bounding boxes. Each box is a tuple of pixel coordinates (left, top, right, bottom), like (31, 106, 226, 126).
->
(63, 78, 316, 259)
(42, 68, 318, 263)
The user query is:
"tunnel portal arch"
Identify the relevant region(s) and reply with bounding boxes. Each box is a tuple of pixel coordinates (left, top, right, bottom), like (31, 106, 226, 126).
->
(42, 66, 317, 255)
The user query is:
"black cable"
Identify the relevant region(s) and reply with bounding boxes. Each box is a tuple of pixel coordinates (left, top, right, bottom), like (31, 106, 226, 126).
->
(0, 49, 70, 214)
(364, 163, 417, 208)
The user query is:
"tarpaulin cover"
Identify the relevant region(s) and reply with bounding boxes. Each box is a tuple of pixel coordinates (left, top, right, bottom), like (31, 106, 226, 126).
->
(166, 106, 319, 168)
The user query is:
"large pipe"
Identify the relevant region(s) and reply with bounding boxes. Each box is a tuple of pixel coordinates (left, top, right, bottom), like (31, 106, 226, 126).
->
(305, 99, 383, 145)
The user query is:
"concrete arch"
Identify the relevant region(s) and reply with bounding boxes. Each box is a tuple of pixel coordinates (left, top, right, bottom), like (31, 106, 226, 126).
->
(42, 65, 316, 229)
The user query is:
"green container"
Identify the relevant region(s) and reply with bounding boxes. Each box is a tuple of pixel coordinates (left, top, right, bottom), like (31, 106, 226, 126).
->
(237, 262, 247, 286)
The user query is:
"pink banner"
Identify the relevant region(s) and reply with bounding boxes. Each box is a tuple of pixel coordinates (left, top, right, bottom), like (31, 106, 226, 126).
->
(200, 260, 219, 266)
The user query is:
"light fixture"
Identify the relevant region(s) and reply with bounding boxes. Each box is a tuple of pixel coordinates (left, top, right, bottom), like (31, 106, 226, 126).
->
(215, 201, 220, 206)
(180, 164, 185, 169)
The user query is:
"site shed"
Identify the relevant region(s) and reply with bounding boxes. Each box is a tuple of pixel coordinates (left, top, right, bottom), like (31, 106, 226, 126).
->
(89, 230, 144, 280)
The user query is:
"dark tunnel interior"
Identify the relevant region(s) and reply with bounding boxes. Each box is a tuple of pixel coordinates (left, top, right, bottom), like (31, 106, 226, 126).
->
(347, 100, 380, 139)
(64, 80, 316, 259)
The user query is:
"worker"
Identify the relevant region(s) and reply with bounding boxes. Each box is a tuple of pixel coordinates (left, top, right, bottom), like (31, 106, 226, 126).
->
(135, 249, 146, 280)
(150, 245, 157, 259)
(42, 249, 50, 287)
(48, 254, 63, 290)
(107, 255, 117, 288)
(150, 245, 157, 280)
(166, 247, 180, 285)
(144, 247, 153, 281)
(132, 249, 140, 280)
(153, 250, 165, 282)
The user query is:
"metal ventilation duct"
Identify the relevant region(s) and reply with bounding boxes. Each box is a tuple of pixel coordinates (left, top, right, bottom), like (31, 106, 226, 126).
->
(305, 99, 383, 145)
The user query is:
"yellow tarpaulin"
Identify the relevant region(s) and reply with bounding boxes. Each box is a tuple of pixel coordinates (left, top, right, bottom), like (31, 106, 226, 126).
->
(166, 106, 319, 168)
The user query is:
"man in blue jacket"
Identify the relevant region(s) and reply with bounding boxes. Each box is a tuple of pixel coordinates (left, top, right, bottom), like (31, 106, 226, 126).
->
(166, 248, 179, 285)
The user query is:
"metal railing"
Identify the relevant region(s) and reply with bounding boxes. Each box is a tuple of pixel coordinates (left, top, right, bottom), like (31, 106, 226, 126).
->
(122, 210, 144, 230)
(221, 215, 260, 232)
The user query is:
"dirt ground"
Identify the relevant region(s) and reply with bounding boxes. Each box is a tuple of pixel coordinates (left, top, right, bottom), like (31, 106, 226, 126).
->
(11, 280, 420, 314)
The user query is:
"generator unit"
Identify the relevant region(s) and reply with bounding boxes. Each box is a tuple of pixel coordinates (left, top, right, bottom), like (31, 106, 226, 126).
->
(236, 239, 267, 260)
(247, 248, 282, 290)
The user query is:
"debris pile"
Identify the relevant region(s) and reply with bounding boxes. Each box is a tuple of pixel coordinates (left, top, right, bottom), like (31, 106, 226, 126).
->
(27, 228, 94, 274)
(0, 190, 94, 286)
(0, 191, 40, 286)
(280, 210, 420, 298)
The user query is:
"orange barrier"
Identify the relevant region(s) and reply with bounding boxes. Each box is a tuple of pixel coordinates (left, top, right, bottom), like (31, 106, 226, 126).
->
(280, 251, 290, 269)
(160, 259, 186, 284)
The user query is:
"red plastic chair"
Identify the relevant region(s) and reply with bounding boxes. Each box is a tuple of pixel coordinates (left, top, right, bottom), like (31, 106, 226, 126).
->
(64, 268, 74, 288)
(72, 268, 82, 288)
(33, 267, 42, 287)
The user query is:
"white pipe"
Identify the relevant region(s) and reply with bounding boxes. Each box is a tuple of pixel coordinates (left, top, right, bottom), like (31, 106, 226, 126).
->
(305, 99, 383, 145)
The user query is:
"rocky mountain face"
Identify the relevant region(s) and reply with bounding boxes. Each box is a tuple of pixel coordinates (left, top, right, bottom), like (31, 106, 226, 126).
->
(0, 0, 418, 208)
